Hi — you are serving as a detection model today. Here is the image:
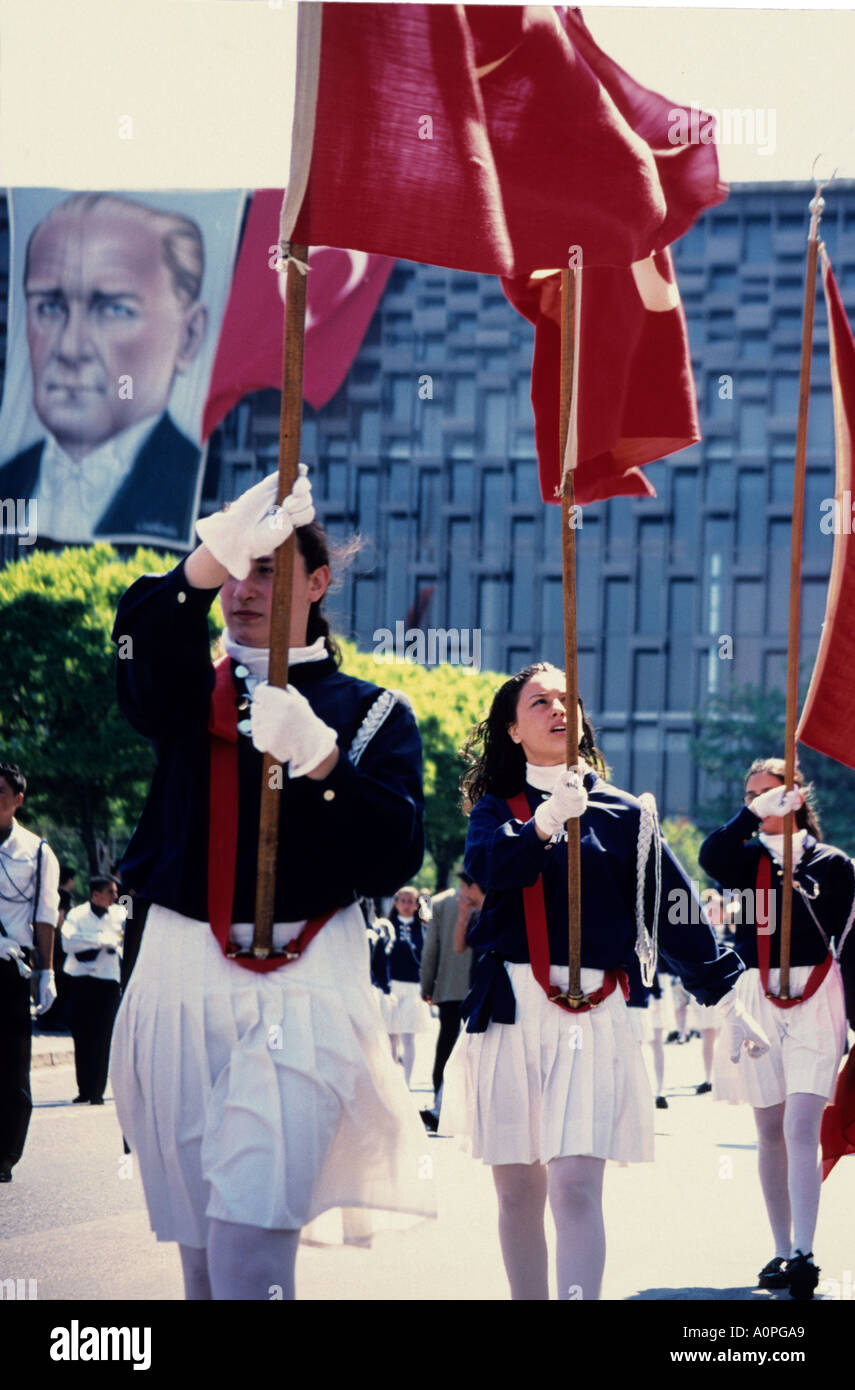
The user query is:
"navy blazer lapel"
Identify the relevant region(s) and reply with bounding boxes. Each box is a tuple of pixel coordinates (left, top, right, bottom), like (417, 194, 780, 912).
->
(0, 441, 44, 500)
(94, 414, 201, 542)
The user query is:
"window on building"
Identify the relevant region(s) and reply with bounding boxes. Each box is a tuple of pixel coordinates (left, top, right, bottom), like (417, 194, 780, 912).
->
(510, 521, 535, 632)
(638, 520, 665, 633)
(603, 579, 630, 713)
(634, 652, 663, 714)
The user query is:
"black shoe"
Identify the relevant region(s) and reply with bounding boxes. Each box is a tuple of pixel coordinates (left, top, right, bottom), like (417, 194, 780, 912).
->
(696, 1081, 713, 1095)
(655, 1095, 668, 1109)
(0, 1161, 12, 1183)
(689, 1029, 701, 1041)
(72, 1095, 89, 1104)
(787, 1251, 820, 1301)
(89, 1098, 105, 1106)
(420, 1109, 438, 1133)
(665, 1031, 681, 1044)
(757, 1256, 789, 1290)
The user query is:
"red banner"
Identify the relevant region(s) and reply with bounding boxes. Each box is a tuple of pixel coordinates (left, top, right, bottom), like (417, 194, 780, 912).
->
(797, 259, 855, 769)
(289, 5, 726, 277)
(203, 190, 394, 440)
(503, 250, 700, 505)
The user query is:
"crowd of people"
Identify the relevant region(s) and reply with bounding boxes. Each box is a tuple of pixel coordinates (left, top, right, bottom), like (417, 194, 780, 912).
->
(2, 466, 853, 1304)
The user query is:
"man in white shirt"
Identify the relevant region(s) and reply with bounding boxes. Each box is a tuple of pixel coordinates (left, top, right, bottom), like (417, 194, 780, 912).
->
(0, 763, 60, 1181)
(62, 875, 126, 1105)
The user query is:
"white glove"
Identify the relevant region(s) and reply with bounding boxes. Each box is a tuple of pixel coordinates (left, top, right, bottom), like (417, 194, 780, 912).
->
(250, 681, 338, 778)
(196, 465, 315, 580)
(35, 969, 57, 1015)
(716, 990, 771, 1063)
(0, 937, 32, 978)
(749, 785, 803, 821)
(533, 768, 588, 838)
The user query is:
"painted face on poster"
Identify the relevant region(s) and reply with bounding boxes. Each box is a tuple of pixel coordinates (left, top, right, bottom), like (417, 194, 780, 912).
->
(0, 188, 244, 548)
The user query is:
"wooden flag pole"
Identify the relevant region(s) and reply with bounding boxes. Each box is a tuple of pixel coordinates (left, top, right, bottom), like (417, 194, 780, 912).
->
(778, 189, 825, 998)
(252, 244, 310, 958)
(559, 266, 585, 1007)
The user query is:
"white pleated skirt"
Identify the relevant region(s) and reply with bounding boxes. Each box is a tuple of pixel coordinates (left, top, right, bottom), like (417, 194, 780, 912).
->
(713, 963, 847, 1108)
(110, 904, 435, 1248)
(383, 978, 432, 1034)
(440, 963, 654, 1166)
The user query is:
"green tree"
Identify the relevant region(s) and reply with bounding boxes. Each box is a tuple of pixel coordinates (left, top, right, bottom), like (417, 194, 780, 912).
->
(340, 642, 504, 889)
(0, 549, 506, 887)
(691, 679, 855, 855)
(0, 545, 216, 871)
(660, 817, 709, 889)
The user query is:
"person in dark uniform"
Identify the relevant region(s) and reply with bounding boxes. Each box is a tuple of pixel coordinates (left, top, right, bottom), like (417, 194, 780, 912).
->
(441, 663, 768, 1301)
(382, 886, 431, 1085)
(109, 468, 431, 1300)
(699, 759, 855, 1301)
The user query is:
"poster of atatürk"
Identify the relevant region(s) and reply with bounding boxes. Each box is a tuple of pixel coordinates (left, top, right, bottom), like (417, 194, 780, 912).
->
(0, 188, 243, 548)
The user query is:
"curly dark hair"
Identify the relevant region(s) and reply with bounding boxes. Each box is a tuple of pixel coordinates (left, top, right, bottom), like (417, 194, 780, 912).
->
(461, 662, 606, 809)
(744, 758, 822, 840)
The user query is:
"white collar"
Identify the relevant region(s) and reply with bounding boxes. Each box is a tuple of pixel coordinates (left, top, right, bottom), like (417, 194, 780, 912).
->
(759, 830, 808, 868)
(222, 631, 328, 680)
(524, 761, 596, 795)
(525, 762, 567, 792)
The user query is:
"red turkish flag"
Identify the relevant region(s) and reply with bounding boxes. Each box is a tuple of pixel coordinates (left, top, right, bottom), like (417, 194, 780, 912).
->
(797, 259, 855, 769)
(203, 190, 394, 440)
(285, 4, 726, 277)
(821, 1049, 855, 1181)
(502, 249, 700, 504)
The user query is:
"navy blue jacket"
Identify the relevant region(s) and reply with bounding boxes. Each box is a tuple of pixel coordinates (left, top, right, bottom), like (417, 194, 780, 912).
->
(385, 914, 424, 984)
(112, 561, 424, 925)
(699, 806, 855, 1024)
(462, 774, 742, 1030)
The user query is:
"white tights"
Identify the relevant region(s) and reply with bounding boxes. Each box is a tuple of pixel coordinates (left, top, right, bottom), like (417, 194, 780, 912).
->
(753, 1092, 827, 1259)
(179, 1219, 301, 1301)
(389, 1033, 416, 1086)
(492, 1156, 606, 1301)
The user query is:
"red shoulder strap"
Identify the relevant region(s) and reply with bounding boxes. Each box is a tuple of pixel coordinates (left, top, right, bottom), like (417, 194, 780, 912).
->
(505, 792, 625, 1013)
(507, 791, 553, 1000)
(755, 852, 832, 1008)
(207, 657, 333, 973)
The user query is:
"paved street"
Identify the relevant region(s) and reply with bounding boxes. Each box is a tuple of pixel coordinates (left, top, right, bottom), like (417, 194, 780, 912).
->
(2, 1022, 854, 1303)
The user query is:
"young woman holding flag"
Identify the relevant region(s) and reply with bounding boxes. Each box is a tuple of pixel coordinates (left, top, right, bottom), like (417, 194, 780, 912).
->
(699, 759, 855, 1300)
(441, 662, 768, 1301)
(110, 469, 431, 1300)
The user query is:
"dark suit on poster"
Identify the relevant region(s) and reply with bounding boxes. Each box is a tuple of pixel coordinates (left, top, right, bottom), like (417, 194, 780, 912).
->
(0, 413, 202, 546)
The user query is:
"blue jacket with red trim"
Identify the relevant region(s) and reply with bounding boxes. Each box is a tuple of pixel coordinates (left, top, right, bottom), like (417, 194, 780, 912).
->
(462, 774, 742, 1030)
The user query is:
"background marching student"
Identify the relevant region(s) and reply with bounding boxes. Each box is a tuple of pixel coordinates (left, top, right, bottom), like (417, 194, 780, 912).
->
(441, 663, 769, 1301)
(699, 757, 855, 1300)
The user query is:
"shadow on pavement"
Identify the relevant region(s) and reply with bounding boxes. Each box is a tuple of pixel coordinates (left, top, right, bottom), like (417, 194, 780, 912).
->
(627, 1286, 805, 1301)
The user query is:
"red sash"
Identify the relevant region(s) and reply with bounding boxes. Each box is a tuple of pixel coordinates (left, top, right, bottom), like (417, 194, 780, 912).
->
(207, 656, 334, 973)
(506, 792, 627, 1013)
(754, 854, 833, 1007)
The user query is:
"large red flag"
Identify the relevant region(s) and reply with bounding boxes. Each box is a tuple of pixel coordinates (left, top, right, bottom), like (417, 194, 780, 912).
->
(203, 190, 395, 440)
(284, 4, 726, 277)
(502, 250, 699, 505)
(797, 258, 855, 769)
(821, 1048, 855, 1181)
